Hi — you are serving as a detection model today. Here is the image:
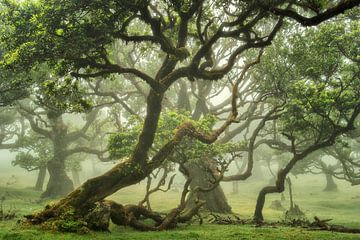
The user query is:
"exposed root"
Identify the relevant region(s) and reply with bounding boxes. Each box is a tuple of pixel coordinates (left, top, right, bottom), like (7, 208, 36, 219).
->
(208, 213, 248, 225)
(24, 198, 204, 232)
(279, 216, 360, 234)
(309, 216, 360, 233)
(207, 214, 360, 234)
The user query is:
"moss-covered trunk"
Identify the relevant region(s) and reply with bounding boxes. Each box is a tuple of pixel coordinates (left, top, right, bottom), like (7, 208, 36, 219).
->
(28, 90, 165, 228)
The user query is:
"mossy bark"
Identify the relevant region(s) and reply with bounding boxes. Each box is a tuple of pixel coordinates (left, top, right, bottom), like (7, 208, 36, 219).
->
(27, 91, 165, 227)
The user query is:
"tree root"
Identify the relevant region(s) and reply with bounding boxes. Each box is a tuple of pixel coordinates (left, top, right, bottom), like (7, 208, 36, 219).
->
(309, 216, 360, 233)
(24, 199, 205, 232)
(279, 216, 360, 234)
(207, 214, 360, 234)
(208, 213, 248, 225)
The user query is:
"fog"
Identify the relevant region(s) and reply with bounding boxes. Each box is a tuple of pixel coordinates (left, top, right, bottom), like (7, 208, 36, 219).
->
(1, 1, 360, 239)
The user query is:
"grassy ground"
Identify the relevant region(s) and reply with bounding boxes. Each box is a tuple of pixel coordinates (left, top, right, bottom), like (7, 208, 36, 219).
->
(0, 174, 360, 239)
(2, 221, 360, 240)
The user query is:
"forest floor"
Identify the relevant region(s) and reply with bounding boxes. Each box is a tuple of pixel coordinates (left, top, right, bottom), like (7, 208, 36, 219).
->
(0, 175, 360, 239)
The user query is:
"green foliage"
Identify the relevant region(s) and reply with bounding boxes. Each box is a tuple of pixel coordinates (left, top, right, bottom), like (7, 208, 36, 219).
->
(107, 110, 241, 162)
(37, 77, 92, 113)
(12, 136, 51, 171)
(38, 206, 87, 233)
(257, 21, 360, 145)
(0, 0, 145, 74)
(108, 131, 138, 160)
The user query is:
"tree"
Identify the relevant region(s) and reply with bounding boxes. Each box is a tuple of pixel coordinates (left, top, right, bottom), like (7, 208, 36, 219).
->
(12, 134, 50, 191)
(1, 0, 358, 232)
(17, 100, 104, 198)
(249, 21, 360, 222)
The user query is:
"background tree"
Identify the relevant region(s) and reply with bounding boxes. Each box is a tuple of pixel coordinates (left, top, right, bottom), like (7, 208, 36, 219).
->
(249, 21, 360, 222)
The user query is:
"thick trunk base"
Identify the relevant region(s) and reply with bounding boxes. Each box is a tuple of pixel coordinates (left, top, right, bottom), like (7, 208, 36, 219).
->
(41, 172, 74, 199)
(186, 188, 231, 213)
(41, 160, 74, 199)
(185, 162, 231, 214)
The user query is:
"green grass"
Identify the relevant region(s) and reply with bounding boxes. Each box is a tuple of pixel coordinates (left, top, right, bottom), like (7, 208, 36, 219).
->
(1, 221, 360, 240)
(1, 174, 360, 239)
(108, 175, 360, 228)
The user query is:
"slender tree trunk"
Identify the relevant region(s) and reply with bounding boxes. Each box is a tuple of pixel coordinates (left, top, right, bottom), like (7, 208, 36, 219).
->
(286, 177, 294, 209)
(253, 158, 299, 222)
(254, 187, 270, 222)
(41, 155, 74, 198)
(185, 161, 232, 213)
(71, 169, 81, 187)
(34, 166, 46, 191)
(323, 173, 338, 192)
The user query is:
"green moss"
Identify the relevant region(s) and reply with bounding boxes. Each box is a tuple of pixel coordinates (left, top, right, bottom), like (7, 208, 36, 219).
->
(38, 206, 87, 233)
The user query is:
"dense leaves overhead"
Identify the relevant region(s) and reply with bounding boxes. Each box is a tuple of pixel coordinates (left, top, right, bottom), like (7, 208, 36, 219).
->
(108, 111, 241, 161)
(0, 0, 145, 73)
(1, 0, 358, 83)
(256, 21, 360, 149)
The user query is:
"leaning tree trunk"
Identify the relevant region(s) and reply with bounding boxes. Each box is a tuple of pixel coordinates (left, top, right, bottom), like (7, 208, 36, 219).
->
(253, 157, 300, 222)
(34, 166, 46, 191)
(323, 173, 338, 192)
(26, 90, 166, 229)
(41, 155, 74, 198)
(185, 160, 232, 213)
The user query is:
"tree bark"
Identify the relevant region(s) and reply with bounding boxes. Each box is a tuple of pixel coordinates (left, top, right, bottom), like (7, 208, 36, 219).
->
(185, 161, 232, 213)
(34, 166, 46, 191)
(41, 112, 74, 198)
(41, 156, 74, 198)
(254, 186, 277, 222)
(28, 90, 165, 223)
(286, 177, 294, 209)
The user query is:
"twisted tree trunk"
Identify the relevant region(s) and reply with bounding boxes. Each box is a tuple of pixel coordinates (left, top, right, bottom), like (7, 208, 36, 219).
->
(41, 155, 74, 198)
